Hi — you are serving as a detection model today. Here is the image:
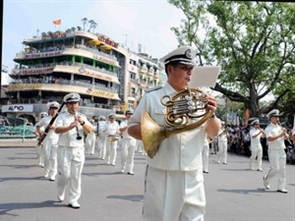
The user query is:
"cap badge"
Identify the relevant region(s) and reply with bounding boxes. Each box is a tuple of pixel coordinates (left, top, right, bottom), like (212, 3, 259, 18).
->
(185, 49, 193, 59)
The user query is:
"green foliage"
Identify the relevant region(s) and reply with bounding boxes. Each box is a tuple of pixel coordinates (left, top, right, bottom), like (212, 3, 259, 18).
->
(169, 0, 295, 119)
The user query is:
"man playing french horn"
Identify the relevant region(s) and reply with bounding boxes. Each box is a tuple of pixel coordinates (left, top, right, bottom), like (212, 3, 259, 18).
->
(128, 46, 221, 221)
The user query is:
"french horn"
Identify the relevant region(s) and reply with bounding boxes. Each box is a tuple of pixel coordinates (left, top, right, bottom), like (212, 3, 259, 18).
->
(141, 88, 212, 158)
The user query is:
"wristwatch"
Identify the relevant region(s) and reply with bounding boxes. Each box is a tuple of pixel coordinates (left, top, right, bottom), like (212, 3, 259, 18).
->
(80, 121, 85, 126)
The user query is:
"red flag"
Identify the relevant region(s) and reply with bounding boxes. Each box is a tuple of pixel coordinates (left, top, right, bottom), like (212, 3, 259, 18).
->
(53, 19, 61, 25)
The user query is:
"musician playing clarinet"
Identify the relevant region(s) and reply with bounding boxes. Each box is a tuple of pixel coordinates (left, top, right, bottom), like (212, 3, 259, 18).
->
(263, 109, 288, 194)
(54, 93, 92, 209)
(35, 101, 60, 181)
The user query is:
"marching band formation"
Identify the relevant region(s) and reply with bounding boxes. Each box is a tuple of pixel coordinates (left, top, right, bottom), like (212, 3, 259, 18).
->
(31, 45, 293, 221)
(33, 93, 144, 209)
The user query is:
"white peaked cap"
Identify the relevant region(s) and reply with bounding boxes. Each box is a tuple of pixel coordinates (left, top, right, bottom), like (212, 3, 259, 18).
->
(159, 46, 197, 66)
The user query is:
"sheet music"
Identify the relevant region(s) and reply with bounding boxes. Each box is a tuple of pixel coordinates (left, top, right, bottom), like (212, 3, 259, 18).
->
(189, 66, 221, 88)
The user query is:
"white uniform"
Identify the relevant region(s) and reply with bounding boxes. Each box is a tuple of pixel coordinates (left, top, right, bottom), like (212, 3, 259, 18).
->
(105, 120, 120, 165)
(249, 127, 263, 170)
(202, 137, 210, 173)
(128, 83, 207, 221)
(120, 119, 136, 174)
(85, 124, 96, 155)
(216, 127, 228, 164)
(54, 111, 89, 205)
(136, 140, 147, 155)
(34, 124, 45, 167)
(35, 116, 59, 180)
(264, 123, 287, 191)
(96, 120, 107, 159)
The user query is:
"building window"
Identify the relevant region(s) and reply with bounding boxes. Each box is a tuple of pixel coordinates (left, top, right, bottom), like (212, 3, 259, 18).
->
(130, 72, 136, 80)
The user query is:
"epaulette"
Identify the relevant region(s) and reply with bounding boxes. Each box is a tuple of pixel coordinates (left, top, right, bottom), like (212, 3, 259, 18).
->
(145, 85, 163, 93)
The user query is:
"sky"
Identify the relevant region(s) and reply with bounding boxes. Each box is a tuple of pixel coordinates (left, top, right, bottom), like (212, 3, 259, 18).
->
(2, 0, 185, 80)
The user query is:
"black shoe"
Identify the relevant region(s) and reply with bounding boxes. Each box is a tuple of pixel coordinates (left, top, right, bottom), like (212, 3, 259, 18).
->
(68, 202, 80, 209)
(127, 172, 134, 175)
(277, 189, 288, 194)
(203, 171, 209, 174)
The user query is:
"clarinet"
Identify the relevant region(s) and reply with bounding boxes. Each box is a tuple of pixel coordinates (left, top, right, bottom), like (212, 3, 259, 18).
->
(37, 102, 65, 145)
(74, 110, 82, 140)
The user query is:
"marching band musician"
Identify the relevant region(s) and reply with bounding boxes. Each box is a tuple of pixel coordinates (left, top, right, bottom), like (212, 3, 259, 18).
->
(249, 119, 265, 171)
(54, 93, 93, 209)
(202, 136, 210, 174)
(263, 109, 288, 194)
(35, 101, 60, 181)
(85, 119, 96, 155)
(216, 121, 228, 164)
(34, 111, 48, 167)
(96, 116, 108, 160)
(128, 46, 221, 221)
(105, 113, 120, 166)
(119, 109, 136, 175)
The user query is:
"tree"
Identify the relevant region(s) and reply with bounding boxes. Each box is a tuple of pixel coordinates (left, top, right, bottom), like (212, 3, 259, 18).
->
(81, 17, 88, 31)
(88, 20, 97, 33)
(169, 1, 295, 118)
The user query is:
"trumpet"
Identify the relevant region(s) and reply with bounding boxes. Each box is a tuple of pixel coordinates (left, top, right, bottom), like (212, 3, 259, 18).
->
(141, 88, 212, 158)
(74, 110, 82, 140)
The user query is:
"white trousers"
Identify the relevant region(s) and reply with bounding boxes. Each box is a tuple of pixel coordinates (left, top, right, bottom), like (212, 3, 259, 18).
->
(265, 149, 287, 190)
(249, 145, 263, 170)
(85, 134, 96, 154)
(36, 143, 45, 166)
(136, 140, 147, 155)
(57, 145, 85, 204)
(106, 140, 118, 165)
(97, 136, 107, 159)
(143, 166, 205, 221)
(217, 140, 228, 163)
(202, 143, 209, 172)
(43, 139, 57, 178)
(121, 138, 136, 173)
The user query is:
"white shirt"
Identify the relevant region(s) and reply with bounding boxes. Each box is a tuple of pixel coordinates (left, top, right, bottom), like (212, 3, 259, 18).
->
(106, 121, 120, 136)
(96, 120, 107, 137)
(250, 128, 262, 146)
(264, 123, 286, 150)
(128, 83, 208, 171)
(36, 115, 59, 143)
(54, 110, 89, 147)
(120, 119, 134, 139)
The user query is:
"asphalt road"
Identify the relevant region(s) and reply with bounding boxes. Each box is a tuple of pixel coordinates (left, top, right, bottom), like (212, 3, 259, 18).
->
(0, 146, 294, 221)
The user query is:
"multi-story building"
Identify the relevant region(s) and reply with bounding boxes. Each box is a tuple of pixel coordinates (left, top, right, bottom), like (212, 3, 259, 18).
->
(1, 27, 163, 124)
